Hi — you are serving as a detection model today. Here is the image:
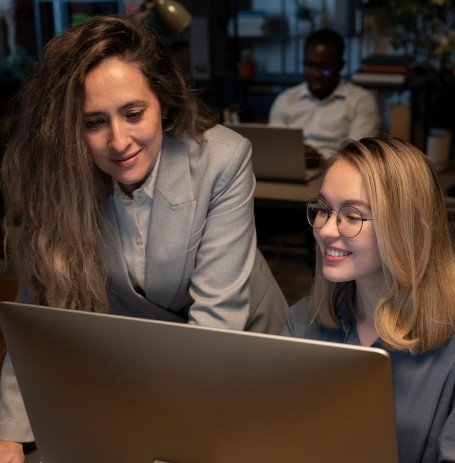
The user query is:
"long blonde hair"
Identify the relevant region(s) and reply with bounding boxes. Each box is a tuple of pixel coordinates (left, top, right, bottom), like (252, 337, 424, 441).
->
(311, 137, 455, 354)
(1, 15, 217, 312)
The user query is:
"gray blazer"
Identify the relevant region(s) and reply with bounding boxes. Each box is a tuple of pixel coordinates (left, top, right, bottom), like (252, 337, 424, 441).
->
(0, 124, 288, 442)
(103, 124, 287, 331)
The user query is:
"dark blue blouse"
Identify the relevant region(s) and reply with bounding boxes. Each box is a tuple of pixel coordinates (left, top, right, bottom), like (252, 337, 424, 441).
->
(283, 296, 455, 463)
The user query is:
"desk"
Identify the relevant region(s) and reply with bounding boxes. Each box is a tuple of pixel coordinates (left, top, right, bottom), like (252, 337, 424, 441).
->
(254, 161, 455, 206)
(435, 161, 455, 191)
(253, 177, 320, 259)
(254, 176, 321, 209)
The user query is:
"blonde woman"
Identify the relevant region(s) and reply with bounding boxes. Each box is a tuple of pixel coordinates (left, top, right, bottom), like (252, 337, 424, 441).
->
(284, 137, 455, 463)
(0, 15, 288, 462)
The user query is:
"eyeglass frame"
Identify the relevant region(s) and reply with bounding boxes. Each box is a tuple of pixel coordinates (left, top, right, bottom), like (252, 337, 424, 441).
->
(306, 197, 373, 238)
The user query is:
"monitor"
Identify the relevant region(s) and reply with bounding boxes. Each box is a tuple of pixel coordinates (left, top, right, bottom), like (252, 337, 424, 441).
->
(0, 301, 398, 463)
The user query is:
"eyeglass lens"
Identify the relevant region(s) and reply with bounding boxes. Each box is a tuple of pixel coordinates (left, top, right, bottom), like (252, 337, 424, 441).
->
(307, 199, 365, 238)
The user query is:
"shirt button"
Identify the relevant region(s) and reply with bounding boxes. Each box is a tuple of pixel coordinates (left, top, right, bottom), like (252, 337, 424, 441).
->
(134, 193, 145, 204)
(136, 237, 143, 246)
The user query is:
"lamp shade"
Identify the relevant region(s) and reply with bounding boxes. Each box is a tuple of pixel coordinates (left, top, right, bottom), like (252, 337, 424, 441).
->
(154, 0, 192, 36)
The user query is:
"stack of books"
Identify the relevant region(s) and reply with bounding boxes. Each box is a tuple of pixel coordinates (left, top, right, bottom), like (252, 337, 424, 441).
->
(351, 54, 413, 85)
(228, 10, 267, 37)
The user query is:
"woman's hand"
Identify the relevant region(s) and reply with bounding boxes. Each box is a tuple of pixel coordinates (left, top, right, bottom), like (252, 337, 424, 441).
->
(0, 441, 24, 463)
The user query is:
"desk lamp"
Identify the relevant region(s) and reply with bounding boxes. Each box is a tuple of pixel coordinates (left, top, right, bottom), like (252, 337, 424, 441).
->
(139, 0, 192, 36)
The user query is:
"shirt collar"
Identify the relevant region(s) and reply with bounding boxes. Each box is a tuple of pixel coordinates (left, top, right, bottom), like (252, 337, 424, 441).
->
(114, 149, 162, 202)
(299, 79, 348, 104)
(336, 296, 355, 333)
(336, 294, 383, 348)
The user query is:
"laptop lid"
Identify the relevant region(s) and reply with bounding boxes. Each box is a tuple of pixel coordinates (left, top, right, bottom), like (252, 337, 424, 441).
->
(225, 123, 320, 183)
(0, 302, 398, 463)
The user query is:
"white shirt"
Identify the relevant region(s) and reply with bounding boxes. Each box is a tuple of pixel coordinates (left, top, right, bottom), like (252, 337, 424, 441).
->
(113, 151, 161, 292)
(269, 79, 380, 157)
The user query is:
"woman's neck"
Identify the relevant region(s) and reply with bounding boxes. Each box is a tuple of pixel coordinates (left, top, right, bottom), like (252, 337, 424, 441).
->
(354, 275, 384, 346)
(355, 286, 379, 324)
(354, 272, 384, 322)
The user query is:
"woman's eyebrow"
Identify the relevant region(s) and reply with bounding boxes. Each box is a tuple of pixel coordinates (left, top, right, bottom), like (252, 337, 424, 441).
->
(84, 111, 104, 117)
(318, 192, 371, 209)
(84, 100, 148, 117)
(121, 99, 148, 110)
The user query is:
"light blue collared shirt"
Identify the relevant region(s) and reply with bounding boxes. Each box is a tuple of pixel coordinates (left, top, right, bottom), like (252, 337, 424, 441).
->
(113, 151, 161, 291)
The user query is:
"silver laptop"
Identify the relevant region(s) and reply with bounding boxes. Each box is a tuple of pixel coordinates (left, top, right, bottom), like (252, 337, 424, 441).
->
(225, 123, 320, 183)
(0, 301, 398, 463)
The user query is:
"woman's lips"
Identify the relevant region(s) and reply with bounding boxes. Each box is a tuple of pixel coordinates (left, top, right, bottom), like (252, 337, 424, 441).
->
(112, 151, 139, 167)
(324, 246, 352, 262)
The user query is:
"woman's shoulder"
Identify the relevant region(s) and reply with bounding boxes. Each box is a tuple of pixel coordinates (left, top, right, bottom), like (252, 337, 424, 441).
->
(284, 296, 345, 342)
(187, 124, 252, 173)
(289, 296, 314, 323)
(437, 329, 455, 362)
(283, 296, 315, 338)
(164, 124, 254, 200)
(203, 123, 249, 148)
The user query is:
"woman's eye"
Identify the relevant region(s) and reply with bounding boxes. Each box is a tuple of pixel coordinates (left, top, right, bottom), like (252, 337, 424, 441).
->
(345, 214, 362, 222)
(126, 110, 144, 122)
(85, 119, 105, 130)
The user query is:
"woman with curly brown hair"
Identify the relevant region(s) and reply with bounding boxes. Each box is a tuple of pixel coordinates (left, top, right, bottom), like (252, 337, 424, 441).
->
(0, 15, 288, 461)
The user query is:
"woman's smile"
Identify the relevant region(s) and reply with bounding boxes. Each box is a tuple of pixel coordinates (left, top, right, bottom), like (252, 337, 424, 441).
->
(324, 246, 352, 260)
(111, 150, 141, 167)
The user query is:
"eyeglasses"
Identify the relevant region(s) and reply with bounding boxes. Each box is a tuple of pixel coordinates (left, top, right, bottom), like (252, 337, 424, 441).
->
(306, 198, 373, 238)
(304, 66, 334, 77)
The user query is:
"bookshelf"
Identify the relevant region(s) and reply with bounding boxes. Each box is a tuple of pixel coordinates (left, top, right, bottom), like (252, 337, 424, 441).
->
(225, 0, 364, 122)
(33, 0, 125, 52)
(355, 74, 432, 151)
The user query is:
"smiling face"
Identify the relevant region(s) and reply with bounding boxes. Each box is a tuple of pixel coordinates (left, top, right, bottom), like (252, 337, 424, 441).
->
(84, 57, 163, 195)
(314, 158, 383, 288)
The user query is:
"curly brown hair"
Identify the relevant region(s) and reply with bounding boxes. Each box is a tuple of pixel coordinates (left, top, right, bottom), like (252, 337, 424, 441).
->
(1, 15, 217, 312)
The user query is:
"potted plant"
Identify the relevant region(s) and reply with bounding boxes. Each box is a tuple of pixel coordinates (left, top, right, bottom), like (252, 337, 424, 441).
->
(387, 0, 455, 144)
(388, 0, 455, 72)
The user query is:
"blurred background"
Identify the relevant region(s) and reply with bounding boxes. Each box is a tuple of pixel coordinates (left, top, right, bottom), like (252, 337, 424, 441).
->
(1, 0, 455, 308)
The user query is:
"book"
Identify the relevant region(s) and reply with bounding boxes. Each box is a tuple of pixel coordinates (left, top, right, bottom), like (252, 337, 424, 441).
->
(351, 71, 407, 85)
(361, 54, 413, 67)
(351, 54, 413, 84)
(228, 10, 267, 37)
(361, 64, 409, 73)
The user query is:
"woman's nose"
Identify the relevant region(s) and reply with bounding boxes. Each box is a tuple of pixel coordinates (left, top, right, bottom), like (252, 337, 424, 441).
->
(317, 212, 341, 239)
(109, 121, 131, 152)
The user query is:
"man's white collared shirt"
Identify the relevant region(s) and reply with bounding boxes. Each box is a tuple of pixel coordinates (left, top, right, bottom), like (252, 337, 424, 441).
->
(269, 79, 380, 157)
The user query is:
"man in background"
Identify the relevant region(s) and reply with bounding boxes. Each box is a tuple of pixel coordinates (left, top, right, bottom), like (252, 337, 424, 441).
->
(269, 29, 380, 165)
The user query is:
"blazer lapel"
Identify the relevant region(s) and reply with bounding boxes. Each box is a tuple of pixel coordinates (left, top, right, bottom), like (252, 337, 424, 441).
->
(144, 135, 196, 308)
